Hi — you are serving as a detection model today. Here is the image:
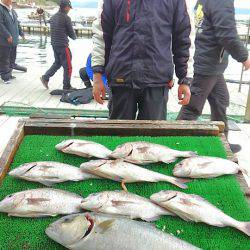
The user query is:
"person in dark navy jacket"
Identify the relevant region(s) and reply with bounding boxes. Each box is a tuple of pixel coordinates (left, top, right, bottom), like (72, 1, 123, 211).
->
(91, 0, 192, 120)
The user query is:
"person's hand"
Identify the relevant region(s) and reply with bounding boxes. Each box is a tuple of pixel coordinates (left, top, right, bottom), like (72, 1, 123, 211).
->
(7, 36, 13, 44)
(178, 84, 191, 106)
(167, 79, 174, 89)
(243, 57, 250, 71)
(93, 73, 106, 104)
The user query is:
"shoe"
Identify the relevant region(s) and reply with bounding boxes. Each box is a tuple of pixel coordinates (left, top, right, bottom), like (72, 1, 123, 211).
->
(3, 79, 11, 84)
(63, 86, 77, 91)
(229, 144, 242, 154)
(13, 64, 27, 72)
(40, 76, 49, 89)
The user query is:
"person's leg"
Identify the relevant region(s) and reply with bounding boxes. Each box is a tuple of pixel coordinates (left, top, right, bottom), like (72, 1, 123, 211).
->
(42, 47, 61, 81)
(137, 86, 168, 120)
(60, 47, 73, 90)
(9, 46, 16, 69)
(109, 87, 137, 120)
(207, 75, 229, 132)
(177, 74, 218, 120)
(79, 67, 92, 88)
(0, 46, 12, 82)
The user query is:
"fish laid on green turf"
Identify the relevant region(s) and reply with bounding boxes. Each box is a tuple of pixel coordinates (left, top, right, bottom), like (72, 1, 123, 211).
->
(151, 191, 250, 237)
(46, 213, 200, 250)
(81, 190, 174, 222)
(173, 156, 246, 179)
(80, 159, 189, 190)
(110, 141, 197, 165)
(56, 139, 112, 159)
(9, 161, 100, 186)
(0, 188, 84, 217)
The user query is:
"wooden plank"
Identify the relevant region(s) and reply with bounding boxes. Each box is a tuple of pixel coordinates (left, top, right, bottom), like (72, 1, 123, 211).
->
(26, 118, 225, 132)
(23, 120, 219, 136)
(0, 121, 25, 184)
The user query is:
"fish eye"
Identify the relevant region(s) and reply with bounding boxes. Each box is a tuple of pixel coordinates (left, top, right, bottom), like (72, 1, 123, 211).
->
(7, 195, 13, 198)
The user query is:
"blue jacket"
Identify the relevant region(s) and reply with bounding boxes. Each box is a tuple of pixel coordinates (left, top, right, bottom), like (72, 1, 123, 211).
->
(0, 4, 23, 47)
(92, 0, 191, 88)
(86, 54, 108, 88)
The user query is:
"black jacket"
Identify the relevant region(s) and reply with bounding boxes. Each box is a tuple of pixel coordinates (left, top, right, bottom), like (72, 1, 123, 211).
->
(92, 0, 191, 88)
(0, 4, 23, 47)
(50, 10, 76, 47)
(194, 0, 249, 75)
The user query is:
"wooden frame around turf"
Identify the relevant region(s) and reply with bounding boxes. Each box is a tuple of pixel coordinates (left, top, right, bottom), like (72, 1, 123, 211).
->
(0, 118, 248, 202)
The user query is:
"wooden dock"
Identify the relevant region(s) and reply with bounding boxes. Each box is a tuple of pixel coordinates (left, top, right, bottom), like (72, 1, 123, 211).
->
(20, 24, 93, 37)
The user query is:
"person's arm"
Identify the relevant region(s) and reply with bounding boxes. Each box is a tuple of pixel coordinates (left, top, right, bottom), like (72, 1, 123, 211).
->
(65, 16, 76, 40)
(92, 0, 115, 104)
(0, 8, 12, 42)
(172, 0, 192, 105)
(209, 0, 248, 64)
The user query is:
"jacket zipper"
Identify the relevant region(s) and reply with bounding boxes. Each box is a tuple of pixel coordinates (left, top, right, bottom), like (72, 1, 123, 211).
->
(126, 0, 131, 23)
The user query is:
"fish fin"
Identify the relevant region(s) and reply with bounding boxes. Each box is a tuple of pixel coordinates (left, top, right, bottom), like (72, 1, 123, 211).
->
(8, 212, 56, 218)
(240, 167, 249, 177)
(111, 200, 135, 207)
(38, 180, 61, 186)
(236, 222, 250, 236)
(97, 219, 116, 234)
(27, 198, 51, 205)
(121, 181, 128, 192)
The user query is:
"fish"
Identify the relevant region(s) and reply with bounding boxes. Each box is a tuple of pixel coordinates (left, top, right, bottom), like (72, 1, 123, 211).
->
(9, 161, 100, 186)
(55, 139, 112, 159)
(80, 159, 189, 189)
(45, 212, 200, 250)
(0, 188, 84, 217)
(173, 156, 246, 178)
(110, 141, 197, 165)
(150, 190, 250, 237)
(81, 190, 174, 222)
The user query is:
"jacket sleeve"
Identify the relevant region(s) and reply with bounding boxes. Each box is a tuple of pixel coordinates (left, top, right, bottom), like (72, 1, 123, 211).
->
(0, 8, 11, 39)
(209, 0, 248, 63)
(92, 0, 115, 74)
(66, 16, 76, 40)
(172, 0, 191, 84)
(13, 10, 24, 37)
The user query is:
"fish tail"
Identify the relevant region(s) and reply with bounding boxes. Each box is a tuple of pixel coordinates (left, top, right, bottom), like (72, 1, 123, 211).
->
(162, 176, 189, 189)
(236, 222, 250, 236)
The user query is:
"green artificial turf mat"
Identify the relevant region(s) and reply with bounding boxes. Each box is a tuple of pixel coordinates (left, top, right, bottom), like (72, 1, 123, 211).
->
(0, 135, 249, 250)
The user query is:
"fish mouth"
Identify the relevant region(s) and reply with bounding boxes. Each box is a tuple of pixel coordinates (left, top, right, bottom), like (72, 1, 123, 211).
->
(9, 163, 37, 177)
(56, 141, 74, 151)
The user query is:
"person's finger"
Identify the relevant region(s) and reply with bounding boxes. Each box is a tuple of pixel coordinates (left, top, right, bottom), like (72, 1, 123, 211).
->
(178, 87, 183, 101)
(93, 87, 103, 104)
(101, 86, 106, 99)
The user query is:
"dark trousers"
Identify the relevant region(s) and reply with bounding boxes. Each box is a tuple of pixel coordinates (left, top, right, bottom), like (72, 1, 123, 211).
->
(79, 67, 92, 88)
(177, 74, 229, 133)
(43, 46, 72, 89)
(109, 86, 168, 120)
(10, 46, 17, 68)
(0, 46, 12, 81)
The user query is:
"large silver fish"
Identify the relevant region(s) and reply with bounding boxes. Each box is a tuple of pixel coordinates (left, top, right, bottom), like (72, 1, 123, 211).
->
(173, 156, 244, 178)
(56, 140, 112, 159)
(80, 159, 189, 189)
(46, 213, 200, 250)
(0, 188, 83, 217)
(81, 190, 174, 222)
(151, 191, 250, 237)
(110, 141, 197, 164)
(9, 161, 100, 186)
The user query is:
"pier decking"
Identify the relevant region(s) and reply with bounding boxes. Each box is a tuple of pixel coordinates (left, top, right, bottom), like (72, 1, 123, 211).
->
(20, 24, 93, 37)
